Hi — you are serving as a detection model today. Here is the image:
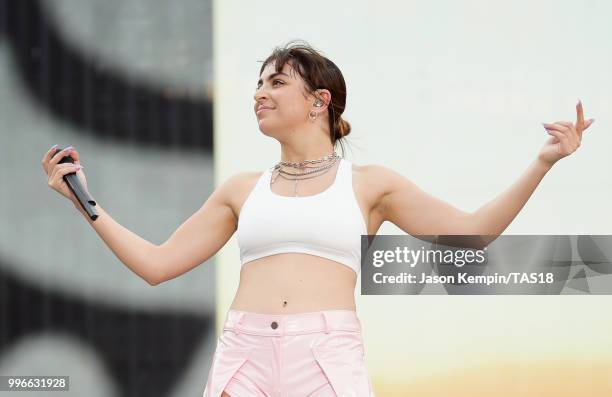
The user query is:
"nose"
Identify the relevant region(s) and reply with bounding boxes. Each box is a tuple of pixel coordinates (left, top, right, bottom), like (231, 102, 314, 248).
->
(253, 86, 268, 102)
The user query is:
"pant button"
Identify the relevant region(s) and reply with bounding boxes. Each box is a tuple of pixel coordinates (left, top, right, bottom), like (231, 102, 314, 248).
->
(270, 321, 278, 329)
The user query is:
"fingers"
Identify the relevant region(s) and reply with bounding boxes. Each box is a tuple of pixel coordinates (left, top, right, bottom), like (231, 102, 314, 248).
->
(542, 122, 577, 144)
(576, 100, 584, 132)
(584, 118, 595, 130)
(43, 145, 82, 176)
(68, 147, 80, 164)
(544, 129, 570, 155)
(544, 128, 567, 144)
(41, 145, 60, 173)
(554, 121, 578, 143)
(540, 102, 594, 159)
(49, 146, 79, 168)
(48, 163, 83, 187)
(545, 121, 582, 149)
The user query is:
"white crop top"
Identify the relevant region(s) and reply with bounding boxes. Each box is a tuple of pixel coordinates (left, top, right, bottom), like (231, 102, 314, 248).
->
(236, 158, 368, 274)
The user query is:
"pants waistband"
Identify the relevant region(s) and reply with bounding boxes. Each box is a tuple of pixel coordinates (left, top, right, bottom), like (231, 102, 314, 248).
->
(223, 309, 362, 336)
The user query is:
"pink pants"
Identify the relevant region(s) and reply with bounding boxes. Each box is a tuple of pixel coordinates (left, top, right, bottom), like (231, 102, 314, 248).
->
(202, 309, 375, 397)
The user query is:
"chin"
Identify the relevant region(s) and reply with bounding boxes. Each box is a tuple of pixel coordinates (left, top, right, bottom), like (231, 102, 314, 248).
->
(259, 128, 273, 138)
(257, 120, 280, 138)
(258, 125, 275, 138)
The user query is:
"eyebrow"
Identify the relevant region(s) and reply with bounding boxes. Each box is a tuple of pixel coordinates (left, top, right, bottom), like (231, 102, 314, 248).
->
(257, 72, 290, 86)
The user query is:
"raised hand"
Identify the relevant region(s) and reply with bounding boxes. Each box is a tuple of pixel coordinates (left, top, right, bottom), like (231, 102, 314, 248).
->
(42, 145, 87, 204)
(539, 100, 595, 166)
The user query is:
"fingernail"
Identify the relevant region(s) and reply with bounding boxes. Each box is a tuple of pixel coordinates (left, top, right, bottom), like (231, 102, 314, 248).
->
(51, 144, 58, 150)
(64, 146, 73, 152)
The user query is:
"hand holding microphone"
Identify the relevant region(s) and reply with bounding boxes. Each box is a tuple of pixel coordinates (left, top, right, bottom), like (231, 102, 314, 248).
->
(42, 145, 99, 221)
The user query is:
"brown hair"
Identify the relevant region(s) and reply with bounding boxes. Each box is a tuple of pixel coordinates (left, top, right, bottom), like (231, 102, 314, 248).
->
(258, 40, 351, 156)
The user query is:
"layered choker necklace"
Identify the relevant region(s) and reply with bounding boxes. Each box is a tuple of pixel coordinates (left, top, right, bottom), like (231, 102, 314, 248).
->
(270, 151, 341, 197)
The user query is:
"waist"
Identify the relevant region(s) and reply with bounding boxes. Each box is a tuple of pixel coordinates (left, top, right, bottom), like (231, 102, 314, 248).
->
(223, 309, 362, 336)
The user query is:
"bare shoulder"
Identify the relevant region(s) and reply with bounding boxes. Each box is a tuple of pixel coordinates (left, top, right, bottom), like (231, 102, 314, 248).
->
(351, 162, 398, 193)
(350, 162, 397, 213)
(220, 170, 265, 222)
(351, 162, 391, 176)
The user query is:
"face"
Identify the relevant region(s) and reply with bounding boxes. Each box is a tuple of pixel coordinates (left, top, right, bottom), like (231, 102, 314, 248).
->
(254, 61, 323, 137)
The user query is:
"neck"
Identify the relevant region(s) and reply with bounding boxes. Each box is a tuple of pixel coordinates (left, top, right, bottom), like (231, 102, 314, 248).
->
(280, 146, 335, 164)
(275, 121, 336, 163)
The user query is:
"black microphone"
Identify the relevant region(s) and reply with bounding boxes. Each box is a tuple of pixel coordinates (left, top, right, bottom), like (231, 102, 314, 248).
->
(57, 148, 99, 221)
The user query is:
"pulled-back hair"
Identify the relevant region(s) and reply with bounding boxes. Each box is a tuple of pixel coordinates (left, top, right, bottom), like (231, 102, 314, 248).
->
(259, 40, 351, 156)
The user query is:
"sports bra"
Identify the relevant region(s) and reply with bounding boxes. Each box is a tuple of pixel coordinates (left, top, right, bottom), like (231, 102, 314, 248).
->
(236, 158, 368, 274)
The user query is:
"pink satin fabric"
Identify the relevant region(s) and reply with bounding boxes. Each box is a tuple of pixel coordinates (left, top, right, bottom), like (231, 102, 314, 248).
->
(202, 309, 375, 397)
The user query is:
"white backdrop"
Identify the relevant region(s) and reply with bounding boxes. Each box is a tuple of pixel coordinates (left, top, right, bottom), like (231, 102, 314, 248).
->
(214, 0, 611, 394)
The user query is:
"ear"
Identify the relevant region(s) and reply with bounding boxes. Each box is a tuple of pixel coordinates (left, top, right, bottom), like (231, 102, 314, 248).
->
(314, 89, 332, 109)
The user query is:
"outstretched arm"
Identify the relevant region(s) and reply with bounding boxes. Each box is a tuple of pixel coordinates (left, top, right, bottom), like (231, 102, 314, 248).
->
(379, 100, 594, 241)
(468, 158, 551, 236)
(471, 100, 594, 236)
(72, 172, 244, 286)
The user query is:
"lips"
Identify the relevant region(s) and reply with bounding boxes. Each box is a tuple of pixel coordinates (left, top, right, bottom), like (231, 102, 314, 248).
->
(256, 106, 274, 115)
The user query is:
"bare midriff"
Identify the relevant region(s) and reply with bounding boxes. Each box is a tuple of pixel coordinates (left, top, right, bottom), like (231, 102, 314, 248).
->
(229, 253, 357, 314)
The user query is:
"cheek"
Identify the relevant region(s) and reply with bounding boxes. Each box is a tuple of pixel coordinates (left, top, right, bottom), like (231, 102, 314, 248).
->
(281, 100, 307, 119)
(266, 92, 307, 121)
(278, 92, 304, 111)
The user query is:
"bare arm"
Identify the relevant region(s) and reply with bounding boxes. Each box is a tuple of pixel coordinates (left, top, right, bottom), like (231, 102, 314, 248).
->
(377, 160, 551, 248)
(378, 103, 593, 246)
(73, 201, 161, 285)
(377, 165, 474, 238)
(44, 145, 162, 286)
(471, 101, 594, 237)
(73, 173, 242, 286)
(151, 174, 240, 284)
(469, 159, 551, 236)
